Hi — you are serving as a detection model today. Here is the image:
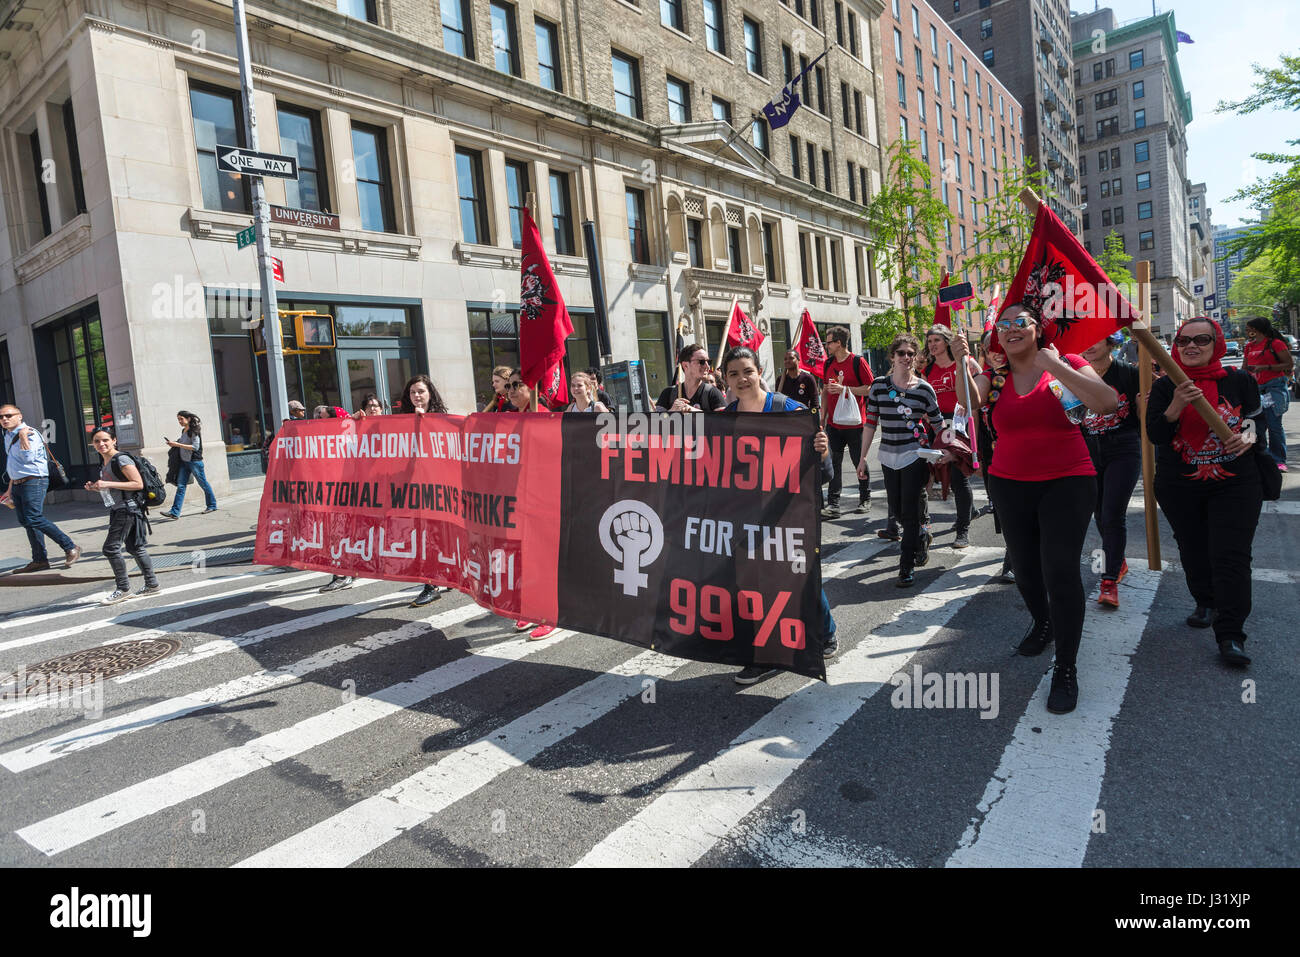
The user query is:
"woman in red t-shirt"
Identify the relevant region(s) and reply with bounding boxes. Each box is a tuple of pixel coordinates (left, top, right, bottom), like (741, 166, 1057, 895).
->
(1243, 317, 1293, 471)
(965, 303, 1117, 715)
(923, 324, 983, 548)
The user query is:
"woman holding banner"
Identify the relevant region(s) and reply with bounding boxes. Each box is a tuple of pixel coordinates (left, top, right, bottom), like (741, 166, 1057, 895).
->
(720, 345, 838, 685)
(502, 374, 556, 638)
(403, 374, 452, 608)
(1147, 318, 1263, 667)
(965, 305, 1116, 715)
(923, 325, 983, 548)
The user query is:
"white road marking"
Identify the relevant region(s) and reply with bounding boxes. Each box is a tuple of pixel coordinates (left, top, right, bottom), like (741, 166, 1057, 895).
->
(1, 604, 490, 772)
(945, 566, 1161, 868)
(574, 549, 1000, 868)
(15, 629, 570, 856)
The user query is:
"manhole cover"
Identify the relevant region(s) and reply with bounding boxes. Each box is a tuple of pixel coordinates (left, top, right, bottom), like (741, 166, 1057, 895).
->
(1, 637, 182, 690)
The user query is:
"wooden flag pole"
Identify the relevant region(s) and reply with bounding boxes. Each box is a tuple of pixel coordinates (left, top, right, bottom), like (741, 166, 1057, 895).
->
(525, 191, 540, 412)
(1136, 260, 1161, 570)
(715, 296, 737, 373)
(1017, 188, 1232, 440)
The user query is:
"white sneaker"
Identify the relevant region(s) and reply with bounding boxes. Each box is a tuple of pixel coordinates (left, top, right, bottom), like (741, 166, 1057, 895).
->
(134, 582, 162, 597)
(101, 589, 135, 605)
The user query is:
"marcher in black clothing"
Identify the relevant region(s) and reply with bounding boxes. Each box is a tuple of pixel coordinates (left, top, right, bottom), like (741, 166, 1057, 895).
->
(776, 349, 820, 416)
(656, 344, 727, 412)
(1146, 318, 1263, 667)
(1080, 333, 1142, 608)
(86, 429, 159, 604)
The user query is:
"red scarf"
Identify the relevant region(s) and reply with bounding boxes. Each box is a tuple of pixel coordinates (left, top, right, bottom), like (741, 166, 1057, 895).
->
(1170, 318, 1227, 451)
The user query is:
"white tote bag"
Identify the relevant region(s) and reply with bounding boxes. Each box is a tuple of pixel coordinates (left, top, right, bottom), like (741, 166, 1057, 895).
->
(831, 382, 863, 427)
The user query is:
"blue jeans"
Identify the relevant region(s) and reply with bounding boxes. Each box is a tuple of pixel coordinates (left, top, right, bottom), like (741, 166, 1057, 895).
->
(10, 477, 75, 562)
(819, 588, 836, 640)
(1260, 378, 1289, 466)
(169, 459, 217, 514)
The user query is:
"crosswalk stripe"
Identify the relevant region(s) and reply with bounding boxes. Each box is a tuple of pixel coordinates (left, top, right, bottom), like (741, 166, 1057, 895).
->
(0, 579, 393, 720)
(0, 571, 322, 655)
(574, 548, 1001, 868)
(945, 566, 1162, 868)
(0, 568, 287, 631)
(0, 603, 491, 772)
(234, 648, 687, 867)
(15, 628, 571, 857)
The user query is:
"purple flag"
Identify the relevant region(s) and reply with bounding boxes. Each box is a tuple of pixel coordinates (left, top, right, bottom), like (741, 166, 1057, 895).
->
(1176, 30, 1194, 44)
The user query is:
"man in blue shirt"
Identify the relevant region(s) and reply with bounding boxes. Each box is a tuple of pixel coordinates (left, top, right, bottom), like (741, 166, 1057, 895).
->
(1, 405, 81, 573)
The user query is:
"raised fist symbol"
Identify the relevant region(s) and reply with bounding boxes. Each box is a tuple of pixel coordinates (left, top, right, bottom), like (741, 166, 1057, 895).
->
(612, 510, 653, 564)
(599, 501, 665, 597)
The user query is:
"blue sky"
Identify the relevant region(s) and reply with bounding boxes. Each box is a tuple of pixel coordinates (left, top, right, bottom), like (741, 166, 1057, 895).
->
(1069, 0, 1297, 228)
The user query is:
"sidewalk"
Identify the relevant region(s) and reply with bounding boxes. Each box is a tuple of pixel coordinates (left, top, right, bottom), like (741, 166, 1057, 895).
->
(0, 483, 266, 587)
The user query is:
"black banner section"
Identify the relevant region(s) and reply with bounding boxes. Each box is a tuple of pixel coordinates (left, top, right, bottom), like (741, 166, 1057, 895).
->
(557, 411, 825, 680)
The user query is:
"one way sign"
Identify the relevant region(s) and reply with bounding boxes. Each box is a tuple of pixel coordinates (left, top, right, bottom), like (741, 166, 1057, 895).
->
(216, 145, 298, 179)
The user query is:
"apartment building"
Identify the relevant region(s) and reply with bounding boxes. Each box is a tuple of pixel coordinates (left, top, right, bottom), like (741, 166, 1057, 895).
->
(0, 0, 892, 488)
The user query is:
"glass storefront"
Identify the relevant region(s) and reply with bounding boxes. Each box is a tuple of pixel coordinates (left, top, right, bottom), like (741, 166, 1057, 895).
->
(32, 303, 112, 482)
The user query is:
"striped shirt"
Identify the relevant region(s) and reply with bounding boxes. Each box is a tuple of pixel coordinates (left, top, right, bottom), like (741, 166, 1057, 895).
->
(865, 377, 942, 470)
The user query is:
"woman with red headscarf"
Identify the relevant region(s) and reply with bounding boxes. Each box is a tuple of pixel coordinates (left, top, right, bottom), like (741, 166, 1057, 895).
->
(1146, 318, 1265, 667)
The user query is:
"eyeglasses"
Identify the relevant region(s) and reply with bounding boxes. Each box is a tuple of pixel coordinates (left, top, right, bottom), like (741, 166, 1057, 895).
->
(507, 382, 524, 390)
(996, 316, 1034, 330)
(691, 358, 711, 367)
(1174, 334, 1215, 347)
(895, 350, 916, 358)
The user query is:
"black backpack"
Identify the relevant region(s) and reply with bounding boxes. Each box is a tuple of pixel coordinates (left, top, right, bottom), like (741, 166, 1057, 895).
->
(111, 452, 168, 510)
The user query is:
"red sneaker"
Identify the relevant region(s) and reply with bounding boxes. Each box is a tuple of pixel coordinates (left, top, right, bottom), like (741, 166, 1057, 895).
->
(528, 624, 556, 641)
(1115, 559, 1129, 585)
(1099, 579, 1119, 608)
(515, 620, 533, 631)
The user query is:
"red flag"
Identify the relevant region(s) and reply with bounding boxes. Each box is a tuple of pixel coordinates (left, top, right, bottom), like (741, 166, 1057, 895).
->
(537, 359, 568, 410)
(1002, 203, 1138, 355)
(795, 309, 828, 379)
(724, 298, 765, 352)
(520, 208, 573, 404)
(983, 285, 1002, 334)
(933, 269, 952, 328)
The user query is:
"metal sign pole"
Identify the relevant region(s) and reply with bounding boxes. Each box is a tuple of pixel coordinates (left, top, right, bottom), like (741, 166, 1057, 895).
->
(233, 0, 289, 426)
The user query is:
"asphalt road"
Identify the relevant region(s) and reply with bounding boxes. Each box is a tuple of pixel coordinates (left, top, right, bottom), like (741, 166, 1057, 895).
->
(0, 410, 1296, 868)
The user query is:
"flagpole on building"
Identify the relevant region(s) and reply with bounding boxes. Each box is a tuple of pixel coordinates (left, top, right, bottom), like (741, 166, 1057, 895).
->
(1017, 188, 1232, 440)
(1135, 260, 1161, 570)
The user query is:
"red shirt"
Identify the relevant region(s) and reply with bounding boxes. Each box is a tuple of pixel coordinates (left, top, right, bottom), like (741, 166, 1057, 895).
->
(924, 359, 972, 416)
(825, 353, 873, 429)
(988, 354, 1097, 481)
(1245, 339, 1287, 385)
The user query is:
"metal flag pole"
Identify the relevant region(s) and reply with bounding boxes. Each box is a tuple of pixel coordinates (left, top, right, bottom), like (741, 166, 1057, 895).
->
(232, 0, 288, 425)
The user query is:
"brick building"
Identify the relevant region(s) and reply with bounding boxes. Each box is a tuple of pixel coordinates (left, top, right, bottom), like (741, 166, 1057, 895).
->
(0, 0, 895, 489)
(879, 0, 1023, 279)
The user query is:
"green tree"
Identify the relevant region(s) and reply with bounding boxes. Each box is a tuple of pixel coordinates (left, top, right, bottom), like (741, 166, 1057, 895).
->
(1094, 229, 1135, 292)
(1227, 246, 1300, 320)
(863, 139, 951, 342)
(962, 156, 1045, 325)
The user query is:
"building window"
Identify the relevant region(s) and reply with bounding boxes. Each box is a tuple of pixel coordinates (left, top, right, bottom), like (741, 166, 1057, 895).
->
(897, 73, 907, 106)
(704, 0, 726, 54)
(980, 18, 991, 38)
(1097, 117, 1119, 138)
(667, 75, 691, 123)
(338, 0, 377, 22)
(490, 2, 520, 75)
(848, 160, 857, 201)
(1100, 180, 1110, 198)
(1112, 177, 1122, 196)
(1138, 201, 1152, 220)
(930, 23, 937, 54)
(894, 28, 904, 62)
(636, 311, 674, 401)
(849, 10, 860, 56)
(830, 238, 843, 291)
(783, 43, 794, 83)
(505, 159, 529, 248)
(920, 128, 929, 159)
(822, 149, 832, 192)
(27, 132, 51, 237)
(612, 51, 642, 118)
(60, 101, 87, 216)
(727, 226, 743, 274)
(918, 93, 926, 122)
(1084, 212, 1092, 230)
(1111, 147, 1121, 168)
(807, 142, 817, 186)
(982, 48, 994, 67)
(712, 96, 732, 125)
(1134, 109, 1145, 129)
(816, 65, 827, 113)
(687, 217, 704, 267)
(1129, 49, 1144, 70)
(1114, 206, 1124, 224)
(911, 4, 919, 37)
(661, 0, 684, 31)
(1095, 89, 1118, 109)
(536, 18, 562, 91)
(743, 17, 763, 74)
(455, 147, 489, 244)
(1137, 171, 1151, 191)
(1101, 209, 1110, 227)
(1139, 230, 1154, 251)
(352, 123, 394, 233)
(752, 116, 769, 155)
(0, 341, 12, 407)
(190, 84, 249, 213)
(1135, 140, 1149, 163)
(278, 105, 329, 213)
(799, 232, 811, 287)
(550, 170, 575, 255)
(790, 134, 801, 177)
(914, 46, 923, 78)
(627, 187, 650, 264)
(441, 0, 474, 58)
(762, 221, 779, 279)
(854, 90, 864, 135)
(1132, 79, 1144, 100)
(859, 165, 869, 203)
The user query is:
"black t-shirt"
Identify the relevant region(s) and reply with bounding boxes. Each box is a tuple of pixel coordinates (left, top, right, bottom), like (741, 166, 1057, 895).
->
(1083, 359, 1141, 440)
(656, 382, 727, 412)
(777, 370, 820, 413)
(1146, 368, 1265, 486)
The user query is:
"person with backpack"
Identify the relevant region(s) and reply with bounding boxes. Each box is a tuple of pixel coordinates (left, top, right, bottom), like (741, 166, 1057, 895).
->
(85, 429, 160, 603)
(1243, 317, 1294, 471)
(821, 326, 874, 518)
(159, 410, 217, 519)
(1, 403, 81, 573)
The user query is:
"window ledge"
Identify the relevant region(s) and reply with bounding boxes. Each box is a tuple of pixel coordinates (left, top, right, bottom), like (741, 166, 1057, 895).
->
(612, 0, 642, 14)
(661, 22, 692, 43)
(454, 241, 588, 276)
(858, 295, 893, 311)
(804, 290, 851, 306)
(628, 262, 668, 281)
(767, 282, 791, 297)
(187, 208, 421, 259)
(14, 214, 92, 285)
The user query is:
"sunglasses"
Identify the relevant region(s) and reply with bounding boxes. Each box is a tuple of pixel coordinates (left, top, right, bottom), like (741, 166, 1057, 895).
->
(895, 350, 916, 358)
(507, 382, 524, 390)
(1174, 334, 1215, 347)
(996, 316, 1034, 330)
(690, 358, 711, 367)
(0, 413, 19, 420)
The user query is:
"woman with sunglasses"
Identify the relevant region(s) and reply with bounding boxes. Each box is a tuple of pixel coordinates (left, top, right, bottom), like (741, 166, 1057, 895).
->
(655, 344, 727, 413)
(1079, 332, 1142, 608)
(966, 305, 1116, 714)
(1147, 319, 1264, 667)
(856, 334, 944, 587)
(719, 346, 838, 684)
(922, 324, 983, 548)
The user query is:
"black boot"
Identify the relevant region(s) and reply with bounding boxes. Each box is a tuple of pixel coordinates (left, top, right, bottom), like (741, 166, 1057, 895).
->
(1217, 639, 1250, 667)
(1016, 619, 1053, 656)
(1186, 605, 1213, 628)
(1046, 663, 1079, 714)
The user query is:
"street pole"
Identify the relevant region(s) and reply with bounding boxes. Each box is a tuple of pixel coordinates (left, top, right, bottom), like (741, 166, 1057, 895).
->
(232, 0, 289, 426)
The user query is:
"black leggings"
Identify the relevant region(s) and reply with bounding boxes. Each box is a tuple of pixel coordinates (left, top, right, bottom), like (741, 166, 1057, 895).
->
(987, 474, 1097, 667)
(1155, 476, 1262, 643)
(883, 459, 930, 567)
(827, 426, 870, 504)
(1093, 437, 1141, 580)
